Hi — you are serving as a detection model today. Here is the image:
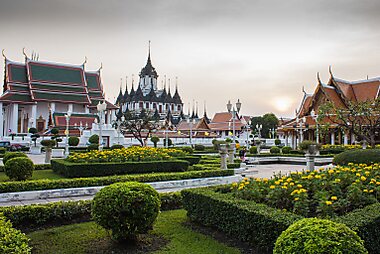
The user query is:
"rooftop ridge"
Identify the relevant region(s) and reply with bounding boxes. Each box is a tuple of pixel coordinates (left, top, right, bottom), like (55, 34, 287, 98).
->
(334, 76, 380, 85)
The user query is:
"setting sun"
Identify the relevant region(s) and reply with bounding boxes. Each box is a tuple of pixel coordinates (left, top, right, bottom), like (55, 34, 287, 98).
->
(273, 97, 293, 112)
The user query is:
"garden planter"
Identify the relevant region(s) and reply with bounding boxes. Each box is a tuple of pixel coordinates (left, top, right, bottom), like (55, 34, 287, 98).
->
(30, 146, 42, 155)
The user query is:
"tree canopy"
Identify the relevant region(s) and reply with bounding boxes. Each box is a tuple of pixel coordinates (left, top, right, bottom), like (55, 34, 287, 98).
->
(250, 113, 279, 138)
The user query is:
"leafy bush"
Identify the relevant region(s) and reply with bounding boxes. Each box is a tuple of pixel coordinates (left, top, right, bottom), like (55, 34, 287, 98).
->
(163, 138, 173, 147)
(40, 139, 56, 147)
(333, 149, 380, 165)
(270, 146, 281, 154)
(110, 144, 124, 150)
(3, 152, 28, 165)
(88, 134, 99, 144)
(227, 163, 240, 169)
(274, 218, 367, 254)
(181, 146, 194, 154)
(298, 140, 321, 151)
(194, 144, 205, 151)
(68, 137, 80, 146)
(0, 214, 31, 253)
(52, 159, 190, 178)
(281, 146, 292, 154)
(182, 187, 302, 252)
(4, 157, 34, 181)
(0, 169, 234, 193)
(177, 156, 201, 165)
(87, 144, 99, 151)
(274, 139, 281, 146)
(150, 136, 160, 148)
(0, 148, 6, 154)
(92, 182, 160, 241)
(249, 146, 257, 154)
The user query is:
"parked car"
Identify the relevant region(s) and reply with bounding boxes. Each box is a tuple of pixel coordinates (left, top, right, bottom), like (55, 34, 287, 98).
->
(0, 141, 26, 151)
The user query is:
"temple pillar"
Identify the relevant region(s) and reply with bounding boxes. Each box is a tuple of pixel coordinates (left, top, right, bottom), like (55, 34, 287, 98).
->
(31, 104, 37, 129)
(285, 133, 288, 147)
(68, 104, 73, 113)
(343, 132, 348, 145)
(85, 106, 90, 114)
(10, 103, 18, 134)
(107, 110, 112, 124)
(331, 132, 335, 145)
(50, 102, 56, 114)
(0, 103, 3, 137)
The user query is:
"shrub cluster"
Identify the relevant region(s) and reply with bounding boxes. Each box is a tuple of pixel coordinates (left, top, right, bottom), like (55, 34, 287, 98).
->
(270, 146, 281, 154)
(0, 169, 234, 193)
(333, 149, 380, 165)
(227, 163, 240, 169)
(176, 156, 201, 165)
(51, 159, 190, 178)
(110, 144, 124, 150)
(249, 146, 257, 154)
(92, 182, 161, 241)
(194, 144, 205, 151)
(3, 152, 28, 165)
(274, 218, 367, 254)
(5, 157, 34, 181)
(0, 214, 31, 253)
(68, 136, 80, 146)
(180, 146, 194, 154)
(281, 146, 292, 154)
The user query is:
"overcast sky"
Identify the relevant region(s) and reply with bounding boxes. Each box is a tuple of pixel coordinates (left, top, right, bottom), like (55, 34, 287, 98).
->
(1, 0, 380, 118)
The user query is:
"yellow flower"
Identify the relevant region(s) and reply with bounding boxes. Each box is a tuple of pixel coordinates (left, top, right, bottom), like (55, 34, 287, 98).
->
(270, 185, 276, 189)
(335, 179, 341, 183)
(361, 176, 367, 181)
(331, 196, 338, 200)
(325, 201, 332, 205)
(289, 182, 295, 186)
(369, 190, 374, 193)
(297, 184, 303, 188)
(356, 173, 361, 177)
(294, 197, 299, 201)
(363, 189, 369, 193)
(275, 181, 280, 185)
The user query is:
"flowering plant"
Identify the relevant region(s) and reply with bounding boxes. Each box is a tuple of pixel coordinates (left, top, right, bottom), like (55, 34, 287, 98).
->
(231, 163, 380, 217)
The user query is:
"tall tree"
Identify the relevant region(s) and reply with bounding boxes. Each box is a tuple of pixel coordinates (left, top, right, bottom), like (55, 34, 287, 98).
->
(318, 98, 380, 147)
(250, 113, 279, 138)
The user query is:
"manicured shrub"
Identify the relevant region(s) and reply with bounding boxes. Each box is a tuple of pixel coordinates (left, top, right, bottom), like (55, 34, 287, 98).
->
(40, 139, 56, 147)
(181, 146, 194, 154)
(0, 148, 6, 154)
(0, 169, 234, 193)
(0, 214, 31, 253)
(274, 218, 367, 254)
(92, 182, 161, 241)
(274, 139, 281, 146)
(177, 156, 201, 165)
(333, 149, 380, 165)
(298, 140, 321, 152)
(68, 136, 80, 146)
(150, 136, 160, 148)
(194, 144, 205, 151)
(87, 144, 99, 151)
(281, 146, 291, 154)
(249, 146, 257, 154)
(110, 144, 124, 150)
(88, 134, 99, 144)
(3, 152, 27, 165)
(4, 157, 34, 181)
(270, 146, 281, 154)
(163, 138, 173, 147)
(227, 163, 240, 169)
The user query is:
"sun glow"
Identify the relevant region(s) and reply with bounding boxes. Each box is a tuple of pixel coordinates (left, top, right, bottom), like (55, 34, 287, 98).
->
(273, 97, 293, 112)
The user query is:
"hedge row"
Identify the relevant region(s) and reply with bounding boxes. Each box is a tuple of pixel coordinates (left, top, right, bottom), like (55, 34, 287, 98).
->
(181, 187, 302, 253)
(0, 169, 234, 193)
(51, 159, 190, 178)
(227, 163, 240, 169)
(191, 164, 220, 171)
(0, 192, 183, 232)
(181, 187, 380, 254)
(333, 149, 380, 165)
(177, 156, 201, 165)
(0, 164, 51, 172)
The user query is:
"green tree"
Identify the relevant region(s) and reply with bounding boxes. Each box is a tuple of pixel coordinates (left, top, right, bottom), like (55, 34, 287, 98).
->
(50, 128, 62, 147)
(150, 136, 160, 148)
(319, 98, 380, 147)
(250, 113, 279, 138)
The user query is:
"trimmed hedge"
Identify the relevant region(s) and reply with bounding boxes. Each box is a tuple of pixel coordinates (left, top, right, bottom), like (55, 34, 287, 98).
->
(0, 169, 234, 193)
(0, 164, 50, 172)
(3, 152, 28, 165)
(0, 192, 183, 232)
(227, 163, 240, 169)
(51, 159, 190, 178)
(181, 187, 302, 253)
(177, 156, 201, 165)
(192, 164, 220, 171)
(333, 149, 380, 165)
(0, 214, 31, 253)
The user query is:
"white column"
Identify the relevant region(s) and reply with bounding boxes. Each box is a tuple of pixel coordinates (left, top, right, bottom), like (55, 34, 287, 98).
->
(31, 104, 37, 128)
(85, 106, 90, 114)
(68, 104, 73, 113)
(50, 102, 56, 114)
(107, 110, 111, 124)
(20, 109, 24, 133)
(343, 133, 348, 145)
(285, 133, 288, 147)
(11, 103, 18, 134)
(331, 132, 335, 145)
(0, 103, 3, 137)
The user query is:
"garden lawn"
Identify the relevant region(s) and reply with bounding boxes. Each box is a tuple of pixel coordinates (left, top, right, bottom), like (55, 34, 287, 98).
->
(28, 209, 241, 254)
(0, 170, 65, 182)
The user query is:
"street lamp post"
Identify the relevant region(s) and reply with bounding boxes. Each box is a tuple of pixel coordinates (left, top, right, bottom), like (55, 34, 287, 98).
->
(226, 99, 242, 154)
(165, 121, 171, 148)
(187, 117, 195, 147)
(74, 121, 88, 136)
(246, 120, 251, 149)
(115, 116, 125, 145)
(310, 109, 319, 144)
(64, 111, 72, 157)
(97, 101, 107, 151)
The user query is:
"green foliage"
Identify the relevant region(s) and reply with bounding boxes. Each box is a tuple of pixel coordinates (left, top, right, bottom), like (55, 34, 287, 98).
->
(0, 148, 6, 154)
(88, 134, 99, 144)
(275, 139, 281, 146)
(163, 138, 173, 147)
(212, 140, 227, 150)
(298, 140, 321, 151)
(194, 144, 205, 151)
(333, 149, 380, 165)
(176, 156, 201, 165)
(281, 146, 292, 154)
(0, 214, 31, 253)
(274, 218, 367, 254)
(4, 157, 34, 181)
(180, 146, 194, 154)
(87, 144, 99, 151)
(92, 182, 161, 241)
(250, 113, 279, 138)
(150, 136, 160, 148)
(3, 152, 28, 165)
(110, 144, 124, 150)
(50, 128, 59, 135)
(270, 146, 281, 154)
(51, 159, 190, 178)
(68, 136, 80, 146)
(227, 163, 240, 169)
(249, 146, 257, 154)
(0, 169, 234, 193)
(28, 127, 37, 134)
(181, 187, 302, 252)
(40, 139, 56, 147)
(225, 138, 232, 143)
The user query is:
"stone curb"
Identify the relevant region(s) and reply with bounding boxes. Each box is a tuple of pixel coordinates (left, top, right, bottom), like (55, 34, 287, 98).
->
(0, 175, 242, 202)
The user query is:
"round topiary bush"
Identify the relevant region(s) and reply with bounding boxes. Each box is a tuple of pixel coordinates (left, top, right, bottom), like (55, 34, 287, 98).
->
(181, 146, 194, 154)
(68, 136, 80, 146)
(4, 157, 34, 181)
(111, 144, 124, 150)
(270, 146, 281, 154)
(0, 214, 31, 253)
(40, 139, 56, 148)
(194, 144, 205, 151)
(274, 218, 368, 254)
(281, 146, 292, 154)
(275, 139, 281, 146)
(92, 182, 161, 241)
(249, 146, 257, 154)
(3, 152, 28, 165)
(88, 134, 99, 144)
(333, 149, 380, 165)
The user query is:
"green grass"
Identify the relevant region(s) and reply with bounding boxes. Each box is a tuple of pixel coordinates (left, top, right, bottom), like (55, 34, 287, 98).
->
(28, 209, 241, 254)
(0, 170, 65, 182)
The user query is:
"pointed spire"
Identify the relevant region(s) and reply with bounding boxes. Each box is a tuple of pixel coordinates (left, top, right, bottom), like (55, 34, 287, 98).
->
(148, 40, 151, 63)
(195, 101, 199, 119)
(329, 65, 333, 77)
(22, 47, 28, 61)
(124, 76, 128, 94)
(1, 49, 6, 59)
(317, 72, 322, 85)
(120, 78, 123, 93)
(168, 78, 171, 95)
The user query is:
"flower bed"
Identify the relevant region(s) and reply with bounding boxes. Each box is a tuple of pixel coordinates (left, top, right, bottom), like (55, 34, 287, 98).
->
(230, 163, 380, 217)
(66, 147, 186, 163)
